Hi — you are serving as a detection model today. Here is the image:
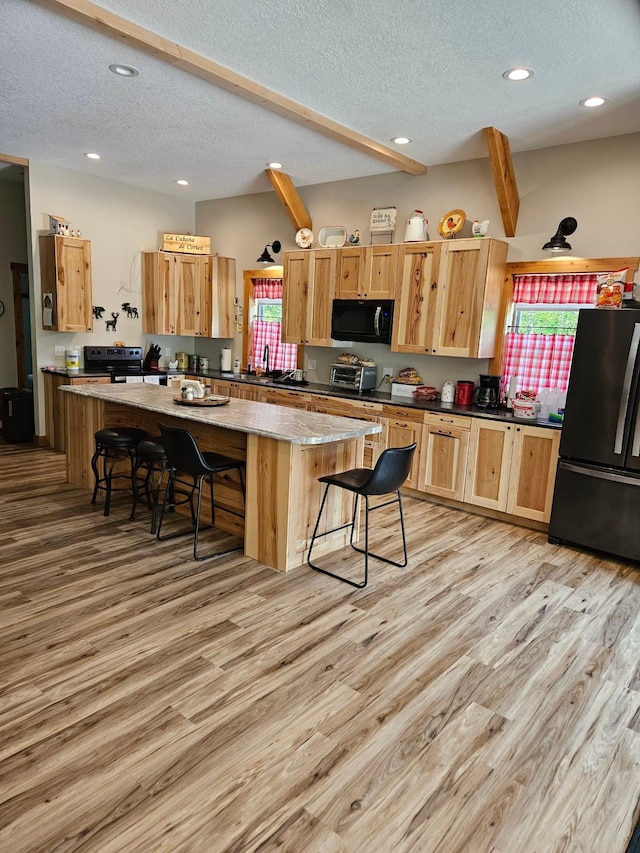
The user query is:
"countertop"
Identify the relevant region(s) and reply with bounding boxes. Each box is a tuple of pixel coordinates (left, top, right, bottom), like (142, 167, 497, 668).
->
(45, 366, 561, 430)
(60, 382, 381, 445)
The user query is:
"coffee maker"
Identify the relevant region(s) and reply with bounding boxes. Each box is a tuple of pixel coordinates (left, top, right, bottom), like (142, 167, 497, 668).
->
(475, 374, 502, 409)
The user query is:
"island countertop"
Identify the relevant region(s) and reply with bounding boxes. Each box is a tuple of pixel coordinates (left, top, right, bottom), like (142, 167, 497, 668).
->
(60, 382, 381, 445)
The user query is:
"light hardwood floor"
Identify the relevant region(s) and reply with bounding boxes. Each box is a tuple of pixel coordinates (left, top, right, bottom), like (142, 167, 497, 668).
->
(1, 441, 640, 852)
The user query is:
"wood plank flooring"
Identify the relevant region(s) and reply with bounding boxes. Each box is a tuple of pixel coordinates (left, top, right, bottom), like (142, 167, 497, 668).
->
(1, 440, 640, 851)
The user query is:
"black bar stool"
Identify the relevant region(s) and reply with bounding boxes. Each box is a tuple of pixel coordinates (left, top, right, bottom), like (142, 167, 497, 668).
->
(130, 436, 171, 534)
(91, 426, 148, 516)
(156, 423, 246, 561)
(307, 443, 416, 588)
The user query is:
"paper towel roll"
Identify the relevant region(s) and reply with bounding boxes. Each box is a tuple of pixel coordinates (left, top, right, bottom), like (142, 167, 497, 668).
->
(220, 348, 232, 372)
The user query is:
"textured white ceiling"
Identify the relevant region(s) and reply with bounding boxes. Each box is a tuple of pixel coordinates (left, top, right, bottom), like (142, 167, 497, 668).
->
(2, 0, 640, 201)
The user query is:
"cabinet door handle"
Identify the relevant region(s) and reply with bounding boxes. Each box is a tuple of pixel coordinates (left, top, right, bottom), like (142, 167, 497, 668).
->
(434, 430, 452, 436)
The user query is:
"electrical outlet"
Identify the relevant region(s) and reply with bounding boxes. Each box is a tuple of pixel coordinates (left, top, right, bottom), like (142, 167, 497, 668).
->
(165, 347, 171, 357)
(54, 345, 65, 356)
(308, 359, 317, 370)
(382, 367, 393, 378)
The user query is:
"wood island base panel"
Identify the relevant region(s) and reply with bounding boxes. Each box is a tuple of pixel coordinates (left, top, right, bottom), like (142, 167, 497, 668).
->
(61, 384, 375, 571)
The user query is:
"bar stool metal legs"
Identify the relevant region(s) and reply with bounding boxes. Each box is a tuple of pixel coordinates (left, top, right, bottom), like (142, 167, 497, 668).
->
(307, 443, 416, 588)
(91, 427, 148, 516)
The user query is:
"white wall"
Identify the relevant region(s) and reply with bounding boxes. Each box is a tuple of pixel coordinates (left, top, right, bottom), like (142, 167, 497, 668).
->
(27, 164, 195, 433)
(0, 177, 28, 388)
(196, 132, 640, 389)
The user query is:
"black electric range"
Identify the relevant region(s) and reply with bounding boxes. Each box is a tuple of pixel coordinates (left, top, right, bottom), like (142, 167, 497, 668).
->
(83, 346, 168, 384)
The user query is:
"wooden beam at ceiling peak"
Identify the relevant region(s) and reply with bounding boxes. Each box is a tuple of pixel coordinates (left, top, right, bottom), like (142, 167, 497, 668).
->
(265, 170, 312, 232)
(483, 127, 519, 238)
(36, 0, 428, 177)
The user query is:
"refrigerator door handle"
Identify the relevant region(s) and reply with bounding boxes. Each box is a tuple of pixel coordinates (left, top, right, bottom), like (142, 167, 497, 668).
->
(560, 461, 640, 487)
(632, 402, 640, 458)
(614, 323, 640, 455)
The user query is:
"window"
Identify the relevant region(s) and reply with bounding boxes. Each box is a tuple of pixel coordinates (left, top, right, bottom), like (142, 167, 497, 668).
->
(501, 274, 598, 395)
(249, 279, 297, 373)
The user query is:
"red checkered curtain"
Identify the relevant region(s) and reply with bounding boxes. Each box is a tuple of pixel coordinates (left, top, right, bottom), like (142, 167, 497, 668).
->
(252, 280, 283, 299)
(513, 273, 598, 303)
(252, 321, 297, 372)
(502, 333, 576, 395)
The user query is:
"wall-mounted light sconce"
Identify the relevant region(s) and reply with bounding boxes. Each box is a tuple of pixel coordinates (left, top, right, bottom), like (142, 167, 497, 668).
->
(257, 240, 281, 263)
(542, 217, 577, 253)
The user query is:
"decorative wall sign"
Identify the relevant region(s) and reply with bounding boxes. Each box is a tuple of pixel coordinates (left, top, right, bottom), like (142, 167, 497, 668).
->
(163, 233, 211, 255)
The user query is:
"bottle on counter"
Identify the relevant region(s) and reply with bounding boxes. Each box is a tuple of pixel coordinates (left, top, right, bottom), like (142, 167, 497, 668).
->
(233, 358, 241, 374)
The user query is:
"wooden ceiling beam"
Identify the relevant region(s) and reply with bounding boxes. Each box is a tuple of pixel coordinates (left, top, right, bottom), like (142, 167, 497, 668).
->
(265, 170, 312, 232)
(36, 0, 428, 177)
(483, 127, 519, 237)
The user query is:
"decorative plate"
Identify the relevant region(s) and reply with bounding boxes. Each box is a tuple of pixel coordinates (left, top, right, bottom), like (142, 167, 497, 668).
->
(438, 209, 466, 239)
(295, 228, 313, 248)
(318, 226, 347, 248)
(173, 395, 230, 407)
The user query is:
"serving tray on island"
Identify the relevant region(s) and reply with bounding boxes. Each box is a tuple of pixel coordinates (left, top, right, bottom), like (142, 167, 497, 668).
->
(173, 395, 230, 407)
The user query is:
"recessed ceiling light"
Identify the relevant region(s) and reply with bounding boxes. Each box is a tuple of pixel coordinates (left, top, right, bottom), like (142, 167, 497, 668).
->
(176, 179, 189, 186)
(85, 152, 101, 160)
(109, 64, 140, 77)
(580, 96, 608, 108)
(391, 136, 412, 145)
(502, 67, 534, 81)
(267, 162, 283, 169)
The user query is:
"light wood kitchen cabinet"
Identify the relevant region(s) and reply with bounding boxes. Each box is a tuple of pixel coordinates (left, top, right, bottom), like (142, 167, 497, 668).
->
(282, 249, 336, 345)
(506, 425, 561, 522)
(142, 252, 235, 338)
(464, 420, 560, 522)
(419, 412, 471, 501)
(336, 245, 398, 299)
(258, 388, 311, 410)
(391, 242, 442, 354)
(311, 395, 385, 468)
(382, 404, 424, 489)
(433, 238, 508, 358)
(39, 235, 93, 332)
(210, 378, 259, 400)
(391, 238, 507, 358)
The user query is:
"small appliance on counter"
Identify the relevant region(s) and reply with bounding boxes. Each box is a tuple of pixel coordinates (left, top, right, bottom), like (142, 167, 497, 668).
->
(455, 380, 474, 406)
(330, 363, 377, 392)
(474, 374, 502, 409)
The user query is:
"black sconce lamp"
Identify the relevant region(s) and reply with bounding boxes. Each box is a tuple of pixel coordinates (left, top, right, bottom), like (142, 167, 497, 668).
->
(257, 240, 281, 263)
(542, 217, 577, 253)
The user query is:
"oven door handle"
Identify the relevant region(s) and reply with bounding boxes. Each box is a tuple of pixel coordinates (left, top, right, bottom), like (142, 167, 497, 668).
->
(373, 306, 382, 337)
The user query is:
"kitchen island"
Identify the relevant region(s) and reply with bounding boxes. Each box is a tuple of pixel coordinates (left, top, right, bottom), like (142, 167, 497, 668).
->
(61, 383, 380, 571)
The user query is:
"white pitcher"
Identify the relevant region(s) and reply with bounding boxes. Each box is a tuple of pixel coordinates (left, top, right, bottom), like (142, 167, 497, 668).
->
(404, 210, 428, 242)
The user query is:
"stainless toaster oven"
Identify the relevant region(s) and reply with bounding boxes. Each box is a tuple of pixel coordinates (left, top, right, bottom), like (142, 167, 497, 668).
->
(330, 363, 378, 392)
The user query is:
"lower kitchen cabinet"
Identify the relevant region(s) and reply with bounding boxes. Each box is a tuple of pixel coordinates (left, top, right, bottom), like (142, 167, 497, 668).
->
(419, 413, 471, 501)
(506, 425, 561, 522)
(464, 419, 560, 522)
(258, 388, 311, 409)
(311, 395, 385, 469)
(382, 405, 424, 489)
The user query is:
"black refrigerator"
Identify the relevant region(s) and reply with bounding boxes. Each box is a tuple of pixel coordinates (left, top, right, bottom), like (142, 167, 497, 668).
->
(549, 308, 640, 561)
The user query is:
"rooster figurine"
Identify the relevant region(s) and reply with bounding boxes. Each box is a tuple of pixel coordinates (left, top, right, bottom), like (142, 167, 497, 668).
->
(349, 229, 360, 245)
(472, 219, 490, 238)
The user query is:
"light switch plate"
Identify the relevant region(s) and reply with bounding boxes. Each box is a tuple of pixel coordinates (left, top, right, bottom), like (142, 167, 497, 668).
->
(54, 345, 65, 356)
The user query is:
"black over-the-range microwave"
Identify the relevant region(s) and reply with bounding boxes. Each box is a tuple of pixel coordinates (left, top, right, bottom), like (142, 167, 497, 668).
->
(330, 299, 394, 344)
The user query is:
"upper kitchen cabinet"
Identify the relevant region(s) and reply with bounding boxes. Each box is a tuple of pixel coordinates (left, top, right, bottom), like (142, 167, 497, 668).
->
(391, 241, 442, 354)
(39, 235, 93, 332)
(434, 238, 508, 358)
(142, 251, 235, 337)
(206, 256, 235, 338)
(282, 249, 336, 345)
(336, 245, 398, 299)
(391, 238, 507, 358)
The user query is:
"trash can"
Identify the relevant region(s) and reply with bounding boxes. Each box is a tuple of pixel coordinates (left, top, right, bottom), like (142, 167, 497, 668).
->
(0, 387, 35, 443)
